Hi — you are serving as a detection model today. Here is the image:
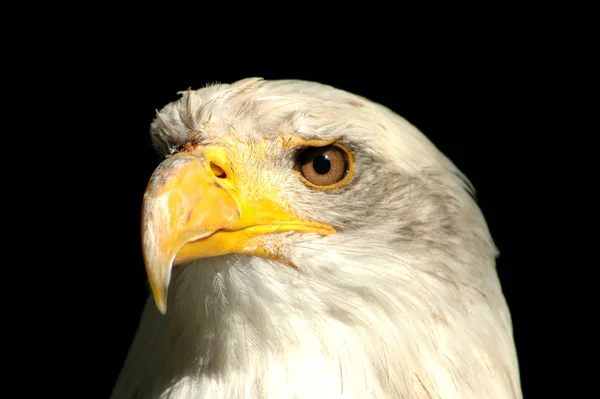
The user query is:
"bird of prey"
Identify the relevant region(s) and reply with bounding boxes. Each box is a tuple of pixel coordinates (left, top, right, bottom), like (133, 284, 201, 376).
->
(111, 78, 521, 398)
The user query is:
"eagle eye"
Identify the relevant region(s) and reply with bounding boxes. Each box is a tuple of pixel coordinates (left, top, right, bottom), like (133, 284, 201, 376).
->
(295, 144, 354, 189)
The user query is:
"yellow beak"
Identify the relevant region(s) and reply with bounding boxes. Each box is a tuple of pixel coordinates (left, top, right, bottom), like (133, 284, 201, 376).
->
(142, 146, 335, 314)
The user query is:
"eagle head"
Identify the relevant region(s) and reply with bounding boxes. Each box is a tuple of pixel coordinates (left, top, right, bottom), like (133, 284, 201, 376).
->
(112, 78, 521, 399)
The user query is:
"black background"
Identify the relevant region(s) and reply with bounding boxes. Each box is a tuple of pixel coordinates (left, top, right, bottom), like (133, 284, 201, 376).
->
(49, 24, 562, 398)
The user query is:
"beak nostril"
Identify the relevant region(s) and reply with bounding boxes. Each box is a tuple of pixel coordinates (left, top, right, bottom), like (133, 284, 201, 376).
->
(210, 162, 227, 178)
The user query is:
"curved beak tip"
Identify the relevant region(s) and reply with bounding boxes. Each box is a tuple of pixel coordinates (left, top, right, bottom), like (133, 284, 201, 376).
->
(144, 253, 174, 315)
(154, 295, 168, 315)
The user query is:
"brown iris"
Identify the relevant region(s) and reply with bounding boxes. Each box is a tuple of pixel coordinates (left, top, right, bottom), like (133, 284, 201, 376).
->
(297, 145, 348, 187)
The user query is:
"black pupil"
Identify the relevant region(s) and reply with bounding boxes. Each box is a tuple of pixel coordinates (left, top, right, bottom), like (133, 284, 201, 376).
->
(313, 154, 331, 174)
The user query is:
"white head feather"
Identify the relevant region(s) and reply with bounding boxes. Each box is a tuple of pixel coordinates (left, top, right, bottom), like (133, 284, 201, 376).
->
(112, 78, 521, 398)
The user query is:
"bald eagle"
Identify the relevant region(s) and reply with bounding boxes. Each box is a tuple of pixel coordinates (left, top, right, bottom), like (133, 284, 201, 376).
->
(111, 78, 521, 398)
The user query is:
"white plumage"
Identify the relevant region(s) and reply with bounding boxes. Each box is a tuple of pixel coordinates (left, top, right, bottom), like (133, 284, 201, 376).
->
(111, 78, 521, 398)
